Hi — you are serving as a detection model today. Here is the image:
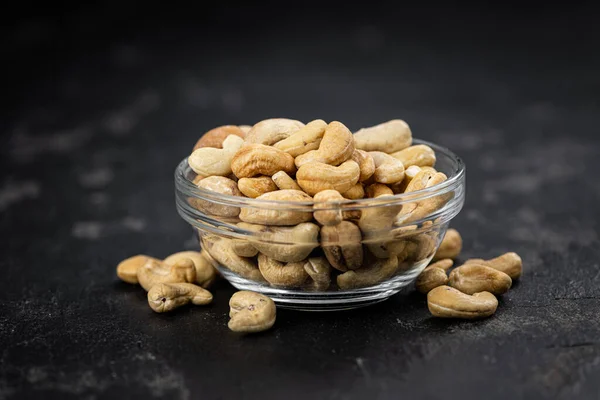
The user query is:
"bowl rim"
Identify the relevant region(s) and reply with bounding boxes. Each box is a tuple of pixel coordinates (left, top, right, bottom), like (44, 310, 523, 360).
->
(174, 138, 465, 210)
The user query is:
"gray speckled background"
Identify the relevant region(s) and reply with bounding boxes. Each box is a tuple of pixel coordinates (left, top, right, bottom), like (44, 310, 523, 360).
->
(1, 2, 599, 399)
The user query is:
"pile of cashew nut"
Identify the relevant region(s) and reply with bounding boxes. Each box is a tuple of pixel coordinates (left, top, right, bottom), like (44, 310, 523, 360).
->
(188, 118, 454, 292)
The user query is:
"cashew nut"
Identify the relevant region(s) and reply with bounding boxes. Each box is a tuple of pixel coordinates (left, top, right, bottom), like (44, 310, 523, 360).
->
(464, 252, 522, 279)
(427, 286, 498, 319)
(117, 255, 160, 284)
(137, 258, 197, 291)
(188, 134, 244, 176)
(341, 183, 365, 200)
(231, 223, 260, 257)
(365, 183, 393, 198)
(391, 144, 436, 168)
(390, 165, 435, 193)
(448, 264, 512, 295)
(258, 254, 309, 288)
(313, 190, 344, 226)
(273, 119, 327, 157)
(243, 118, 304, 146)
(147, 283, 213, 313)
(415, 267, 448, 294)
(304, 257, 332, 291)
(237, 176, 278, 198)
(295, 121, 355, 167)
(271, 171, 302, 191)
(321, 221, 363, 271)
(358, 194, 403, 258)
(192, 176, 242, 217)
(228, 291, 276, 333)
(353, 120, 412, 153)
(337, 256, 399, 290)
(432, 228, 463, 261)
(296, 160, 360, 196)
(239, 189, 313, 226)
(202, 237, 264, 282)
(396, 232, 437, 263)
(351, 150, 376, 182)
(395, 171, 452, 225)
(369, 151, 405, 184)
(426, 258, 454, 271)
(193, 125, 246, 150)
(163, 250, 217, 289)
(238, 125, 253, 134)
(231, 144, 296, 178)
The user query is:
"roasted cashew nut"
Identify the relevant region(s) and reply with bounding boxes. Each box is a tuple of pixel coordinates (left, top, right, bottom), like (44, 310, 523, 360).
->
(337, 256, 399, 290)
(191, 176, 242, 217)
(341, 183, 365, 200)
(188, 134, 244, 176)
(313, 190, 344, 226)
(321, 221, 363, 272)
(296, 160, 360, 196)
(432, 228, 463, 261)
(271, 171, 302, 191)
(239, 222, 319, 263)
(351, 150, 376, 182)
(237, 176, 278, 198)
(365, 183, 393, 198)
(358, 194, 403, 258)
(427, 286, 498, 319)
(415, 267, 448, 294)
(464, 252, 522, 280)
(228, 291, 276, 333)
(369, 151, 405, 184)
(147, 283, 213, 313)
(243, 118, 305, 146)
(163, 250, 218, 289)
(193, 125, 246, 150)
(239, 189, 313, 226)
(202, 237, 264, 282)
(273, 119, 327, 157)
(449, 264, 512, 295)
(303, 257, 332, 291)
(258, 254, 309, 288)
(117, 254, 160, 284)
(295, 121, 355, 167)
(391, 144, 436, 168)
(137, 258, 197, 292)
(353, 120, 412, 153)
(231, 144, 296, 178)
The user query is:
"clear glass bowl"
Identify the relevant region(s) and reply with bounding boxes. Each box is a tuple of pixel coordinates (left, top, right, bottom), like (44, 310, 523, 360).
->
(175, 139, 465, 311)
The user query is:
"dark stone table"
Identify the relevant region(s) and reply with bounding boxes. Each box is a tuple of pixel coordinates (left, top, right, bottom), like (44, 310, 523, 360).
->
(2, 3, 599, 399)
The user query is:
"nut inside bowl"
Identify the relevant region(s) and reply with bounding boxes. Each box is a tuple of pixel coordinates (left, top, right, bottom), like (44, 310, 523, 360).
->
(175, 139, 465, 311)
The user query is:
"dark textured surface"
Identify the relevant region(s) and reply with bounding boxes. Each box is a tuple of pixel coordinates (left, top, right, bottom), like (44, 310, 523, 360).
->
(2, 3, 600, 399)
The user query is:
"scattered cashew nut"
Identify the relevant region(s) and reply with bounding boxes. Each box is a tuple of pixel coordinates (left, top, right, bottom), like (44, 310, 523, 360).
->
(432, 228, 463, 261)
(117, 255, 160, 284)
(415, 266, 448, 294)
(163, 250, 217, 289)
(137, 258, 197, 292)
(147, 283, 213, 313)
(449, 264, 512, 295)
(464, 252, 522, 279)
(427, 286, 498, 319)
(228, 291, 276, 333)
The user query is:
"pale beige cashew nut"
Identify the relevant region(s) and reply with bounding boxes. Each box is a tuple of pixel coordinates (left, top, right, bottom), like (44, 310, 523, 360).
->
(239, 189, 313, 226)
(271, 171, 302, 191)
(188, 134, 244, 176)
(337, 256, 399, 290)
(237, 176, 278, 198)
(117, 255, 160, 284)
(426, 258, 454, 271)
(353, 119, 412, 153)
(464, 252, 523, 279)
(193, 125, 246, 150)
(273, 119, 327, 157)
(228, 291, 276, 333)
(369, 151, 405, 184)
(358, 194, 403, 258)
(303, 257, 332, 291)
(239, 222, 319, 263)
(231, 223, 260, 257)
(396, 232, 437, 263)
(351, 150, 376, 182)
(147, 283, 213, 313)
(321, 221, 364, 272)
(415, 267, 448, 294)
(231, 144, 296, 178)
(192, 176, 242, 217)
(449, 264, 512, 295)
(243, 118, 305, 146)
(202, 237, 264, 282)
(427, 286, 498, 319)
(432, 228, 463, 261)
(296, 160, 360, 196)
(391, 144, 436, 168)
(295, 121, 355, 167)
(395, 171, 451, 225)
(341, 183, 365, 200)
(390, 165, 436, 193)
(137, 258, 197, 292)
(238, 125, 253, 134)
(366, 183, 393, 198)
(258, 254, 309, 288)
(163, 250, 218, 289)
(313, 190, 344, 226)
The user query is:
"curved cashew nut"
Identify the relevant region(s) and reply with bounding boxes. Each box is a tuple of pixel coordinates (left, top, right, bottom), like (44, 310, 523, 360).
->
(271, 171, 302, 191)
(427, 286, 498, 319)
(231, 223, 260, 257)
(231, 144, 296, 178)
(237, 176, 278, 198)
(273, 119, 327, 157)
(358, 194, 403, 258)
(163, 250, 218, 289)
(188, 134, 244, 176)
(391, 144, 436, 168)
(426, 258, 454, 271)
(304, 257, 332, 291)
(353, 120, 412, 153)
(191, 176, 242, 217)
(351, 150, 376, 182)
(341, 183, 365, 199)
(337, 256, 399, 290)
(313, 190, 344, 226)
(295, 121, 355, 167)
(296, 160, 360, 196)
(202, 237, 264, 282)
(193, 125, 246, 150)
(390, 165, 434, 193)
(415, 267, 448, 294)
(117, 255, 160, 284)
(147, 283, 213, 313)
(258, 254, 309, 288)
(239, 189, 313, 226)
(369, 151, 405, 184)
(243, 118, 305, 146)
(137, 258, 196, 291)
(395, 171, 452, 225)
(433, 228, 463, 261)
(464, 252, 522, 279)
(365, 183, 393, 198)
(228, 291, 276, 333)
(321, 221, 364, 271)
(449, 264, 512, 295)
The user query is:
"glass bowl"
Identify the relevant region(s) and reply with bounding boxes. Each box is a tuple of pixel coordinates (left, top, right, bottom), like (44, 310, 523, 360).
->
(175, 139, 465, 311)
